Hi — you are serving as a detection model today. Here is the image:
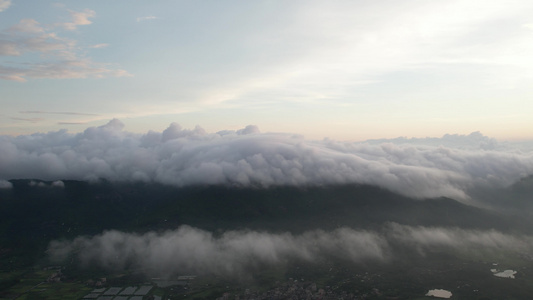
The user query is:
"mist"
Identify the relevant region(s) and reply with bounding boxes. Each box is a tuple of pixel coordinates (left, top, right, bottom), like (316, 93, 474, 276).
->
(47, 224, 533, 278)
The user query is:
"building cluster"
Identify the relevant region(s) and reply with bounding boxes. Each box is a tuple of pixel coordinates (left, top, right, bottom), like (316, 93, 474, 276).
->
(82, 285, 159, 300)
(217, 279, 383, 300)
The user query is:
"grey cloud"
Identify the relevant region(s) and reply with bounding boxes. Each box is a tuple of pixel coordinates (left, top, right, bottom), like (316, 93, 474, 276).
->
(386, 223, 533, 255)
(1, 119, 533, 200)
(10, 117, 44, 123)
(48, 226, 388, 278)
(0, 179, 12, 189)
(51, 180, 65, 188)
(23, 180, 64, 188)
(48, 224, 533, 278)
(20, 111, 100, 116)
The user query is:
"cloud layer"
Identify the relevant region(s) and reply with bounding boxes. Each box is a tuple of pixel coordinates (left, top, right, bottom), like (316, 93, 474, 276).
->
(48, 224, 533, 278)
(2, 120, 533, 200)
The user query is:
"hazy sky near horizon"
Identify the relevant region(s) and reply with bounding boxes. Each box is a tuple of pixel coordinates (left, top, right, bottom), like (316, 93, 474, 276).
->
(1, 0, 533, 141)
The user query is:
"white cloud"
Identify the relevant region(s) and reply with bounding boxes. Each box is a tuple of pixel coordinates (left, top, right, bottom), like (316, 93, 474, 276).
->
(58, 9, 95, 31)
(0, 10, 130, 81)
(89, 43, 109, 49)
(0, 0, 11, 12)
(1, 120, 532, 201)
(523, 23, 533, 31)
(136, 15, 158, 22)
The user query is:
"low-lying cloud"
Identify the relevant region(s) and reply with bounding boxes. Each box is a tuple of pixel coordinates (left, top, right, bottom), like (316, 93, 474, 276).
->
(49, 226, 387, 278)
(0, 179, 12, 189)
(48, 224, 533, 278)
(1, 119, 533, 200)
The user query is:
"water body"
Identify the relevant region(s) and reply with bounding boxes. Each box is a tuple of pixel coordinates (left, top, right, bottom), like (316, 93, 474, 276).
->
(425, 289, 452, 298)
(492, 269, 517, 278)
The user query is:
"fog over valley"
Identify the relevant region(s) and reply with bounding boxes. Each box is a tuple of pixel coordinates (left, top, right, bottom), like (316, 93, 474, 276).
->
(47, 224, 533, 279)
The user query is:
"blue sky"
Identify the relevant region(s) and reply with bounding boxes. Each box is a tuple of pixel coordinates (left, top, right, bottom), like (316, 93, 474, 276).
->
(2, 0, 533, 141)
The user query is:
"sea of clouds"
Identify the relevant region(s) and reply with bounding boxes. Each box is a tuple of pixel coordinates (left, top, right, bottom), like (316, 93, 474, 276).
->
(1, 119, 533, 200)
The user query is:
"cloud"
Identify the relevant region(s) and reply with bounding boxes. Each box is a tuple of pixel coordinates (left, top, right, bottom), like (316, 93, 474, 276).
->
(57, 122, 86, 125)
(51, 180, 65, 188)
(59, 9, 95, 31)
(0, 179, 12, 189)
(48, 224, 533, 278)
(364, 131, 499, 151)
(10, 117, 45, 123)
(1, 119, 532, 201)
(48, 226, 388, 278)
(0, 10, 130, 81)
(386, 223, 533, 255)
(25, 180, 65, 188)
(523, 24, 533, 31)
(136, 16, 158, 22)
(19, 111, 100, 116)
(0, 0, 11, 13)
(89, 43, 109, 49)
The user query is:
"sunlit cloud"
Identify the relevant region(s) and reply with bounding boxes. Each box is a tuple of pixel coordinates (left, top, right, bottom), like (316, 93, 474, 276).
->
(89, 43, 109, 49)
(0, 8, 130, 81)
(1, 120, 532, 201)
(57, 9, 95, 31)
(0, 0, 11, 12)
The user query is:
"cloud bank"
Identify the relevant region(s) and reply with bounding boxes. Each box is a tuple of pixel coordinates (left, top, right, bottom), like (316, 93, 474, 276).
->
(48, 224, 533, 278)
(1, 119, 533, 200)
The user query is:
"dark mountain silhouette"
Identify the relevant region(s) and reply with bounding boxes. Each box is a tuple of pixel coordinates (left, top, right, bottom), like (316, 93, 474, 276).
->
(1, 179, 531, 267)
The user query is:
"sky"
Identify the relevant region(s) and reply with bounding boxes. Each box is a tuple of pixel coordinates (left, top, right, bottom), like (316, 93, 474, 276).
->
(1, 0, 533, 141)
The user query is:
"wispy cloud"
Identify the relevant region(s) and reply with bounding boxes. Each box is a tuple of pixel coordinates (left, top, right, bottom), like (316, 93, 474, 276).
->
(57, 122, 86, 125)
(10, 117, 45, 123)
(89, 43, 109, 49)
(0, 0, 11, 13)
(0, 9, 131, 81)
(136, 15, 158, 22)
(19, 111, 100, 116)
(58, 9, 95, 31)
